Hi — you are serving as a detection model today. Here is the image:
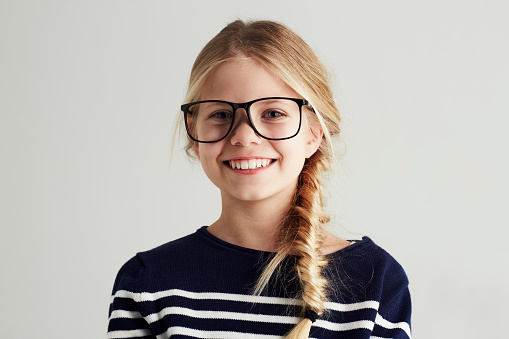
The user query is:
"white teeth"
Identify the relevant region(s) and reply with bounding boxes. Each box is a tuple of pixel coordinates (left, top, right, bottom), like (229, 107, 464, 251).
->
(229, 159, 272, 170)
(248, 159, 256, 169)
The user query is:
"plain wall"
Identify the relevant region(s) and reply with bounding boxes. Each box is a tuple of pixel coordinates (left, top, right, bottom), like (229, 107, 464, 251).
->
(1, 0, 508, 337)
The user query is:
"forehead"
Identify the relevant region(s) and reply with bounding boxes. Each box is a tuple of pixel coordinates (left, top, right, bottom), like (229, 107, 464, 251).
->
(199, 58, 300, 102)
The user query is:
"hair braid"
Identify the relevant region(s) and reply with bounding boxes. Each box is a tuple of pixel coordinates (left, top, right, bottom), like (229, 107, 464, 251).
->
(285, 150, 330, 338)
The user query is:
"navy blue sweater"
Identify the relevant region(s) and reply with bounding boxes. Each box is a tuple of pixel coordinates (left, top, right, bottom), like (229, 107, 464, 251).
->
(108, 227, 411, 338)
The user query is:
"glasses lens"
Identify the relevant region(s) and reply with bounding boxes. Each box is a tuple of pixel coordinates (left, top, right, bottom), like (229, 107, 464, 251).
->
(185, 102, 234, 142)
(250, 98, 301, 139)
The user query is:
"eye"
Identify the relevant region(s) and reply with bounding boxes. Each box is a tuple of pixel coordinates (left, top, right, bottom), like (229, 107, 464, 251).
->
(211, 111, 233, 119)
(263, 110, 285, 119)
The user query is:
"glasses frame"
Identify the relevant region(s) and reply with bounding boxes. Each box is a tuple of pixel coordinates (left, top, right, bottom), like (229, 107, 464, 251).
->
(181, 96, 308, 143)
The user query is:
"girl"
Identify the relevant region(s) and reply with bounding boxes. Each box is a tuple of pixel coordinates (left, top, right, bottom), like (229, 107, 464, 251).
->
(108, 20, 411, 339)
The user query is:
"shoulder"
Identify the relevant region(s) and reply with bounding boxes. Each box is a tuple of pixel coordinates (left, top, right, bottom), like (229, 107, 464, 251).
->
(329, 236, 407, 279)
(326, 237, 409, 305)
(136, 230, 202, 264)
(111, 230, 206, 292)
(328, 236, 406, 270)
(322, 238, 412, 337)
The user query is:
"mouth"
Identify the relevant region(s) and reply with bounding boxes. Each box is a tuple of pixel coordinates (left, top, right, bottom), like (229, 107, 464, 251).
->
(226, 158, 274, 170)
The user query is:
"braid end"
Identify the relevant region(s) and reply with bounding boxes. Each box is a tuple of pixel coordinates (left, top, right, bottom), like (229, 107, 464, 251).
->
(286, 318, 313, 339)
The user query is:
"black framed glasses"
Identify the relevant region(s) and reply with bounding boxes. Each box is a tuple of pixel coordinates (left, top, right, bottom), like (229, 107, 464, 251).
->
(181, 97, 308, 143)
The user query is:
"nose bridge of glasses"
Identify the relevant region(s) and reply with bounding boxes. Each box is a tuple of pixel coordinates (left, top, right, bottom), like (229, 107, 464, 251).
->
(229, 103, 260, 139)
(231, 103, 254, 127)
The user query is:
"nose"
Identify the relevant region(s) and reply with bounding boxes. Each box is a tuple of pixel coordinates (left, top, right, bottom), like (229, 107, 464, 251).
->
(229, 109, 262, 146)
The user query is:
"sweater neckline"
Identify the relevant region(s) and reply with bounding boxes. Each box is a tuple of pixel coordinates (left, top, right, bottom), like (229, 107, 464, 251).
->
(195, 226, 371, 258)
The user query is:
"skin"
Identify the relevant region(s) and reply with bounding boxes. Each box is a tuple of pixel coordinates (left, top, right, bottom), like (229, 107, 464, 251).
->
(193, 58, 350, 253)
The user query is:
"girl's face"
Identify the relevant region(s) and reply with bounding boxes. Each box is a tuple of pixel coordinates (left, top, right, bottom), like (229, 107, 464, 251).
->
(192, 58, 322, 205)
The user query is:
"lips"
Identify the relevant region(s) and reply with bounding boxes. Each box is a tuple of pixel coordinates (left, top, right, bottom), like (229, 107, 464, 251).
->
(227, 159, 273, 170)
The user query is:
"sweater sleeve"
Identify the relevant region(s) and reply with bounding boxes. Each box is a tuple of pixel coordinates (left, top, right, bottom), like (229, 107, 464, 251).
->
(107, 256, 156, 339)
(371, 256, 412, 339)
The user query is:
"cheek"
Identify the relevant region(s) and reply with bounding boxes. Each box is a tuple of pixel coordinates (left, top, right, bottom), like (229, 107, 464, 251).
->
(279, 140, 308, 171)
(196, 144, 222, 172)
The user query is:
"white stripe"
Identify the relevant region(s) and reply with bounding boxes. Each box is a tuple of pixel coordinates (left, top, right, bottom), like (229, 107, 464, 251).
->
(375, 313, 411, 338)
(324, 300, 380, 312)
(111, 288, 379, 313)
(146, 309, 406, 336)
(316, 319, 375, 332)
(153, 320, 379, 339)
(107, 329, 152, 338)
(109, 310, 142, 320)
(145, 306, 299, 324)
(145, 306, 378, 334)
(111, 289, 302, 306)
(156, 326, 285, 339)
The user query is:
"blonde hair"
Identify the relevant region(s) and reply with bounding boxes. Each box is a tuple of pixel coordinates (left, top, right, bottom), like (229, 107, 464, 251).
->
(178, 20, 340, 338)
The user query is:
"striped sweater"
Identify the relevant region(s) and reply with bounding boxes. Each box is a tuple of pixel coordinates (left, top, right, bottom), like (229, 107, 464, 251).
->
(108, 227, 411, 338)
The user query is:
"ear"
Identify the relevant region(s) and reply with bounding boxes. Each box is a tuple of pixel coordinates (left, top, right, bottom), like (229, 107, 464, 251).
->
(192, 142, 200, 160)
(305, 124, 323, 158)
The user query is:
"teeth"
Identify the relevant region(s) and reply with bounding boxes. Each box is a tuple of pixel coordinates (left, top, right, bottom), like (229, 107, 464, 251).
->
(229, 159, 272, 170)
(248, 159, 256, 169)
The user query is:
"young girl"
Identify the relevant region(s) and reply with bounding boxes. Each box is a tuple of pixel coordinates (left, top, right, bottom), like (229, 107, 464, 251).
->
(108, 20, 411, 339)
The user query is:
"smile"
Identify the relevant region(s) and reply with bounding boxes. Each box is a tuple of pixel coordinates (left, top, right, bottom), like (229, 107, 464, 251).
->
(228, 159, 273, 170)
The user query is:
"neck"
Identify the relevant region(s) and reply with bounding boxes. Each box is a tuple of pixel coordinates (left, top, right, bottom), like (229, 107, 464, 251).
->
(207, 194, 292, 252)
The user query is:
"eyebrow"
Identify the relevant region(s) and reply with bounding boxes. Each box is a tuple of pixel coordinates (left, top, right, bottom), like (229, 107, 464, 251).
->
(200, 101, 233, 108)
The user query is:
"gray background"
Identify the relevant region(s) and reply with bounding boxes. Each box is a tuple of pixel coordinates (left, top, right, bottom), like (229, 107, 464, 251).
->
(1, 0, 508, 338)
